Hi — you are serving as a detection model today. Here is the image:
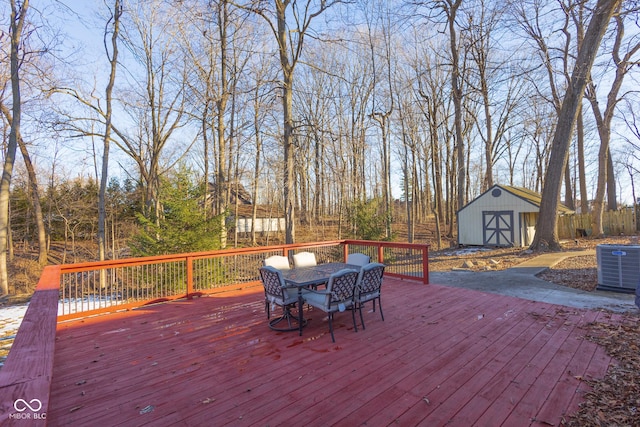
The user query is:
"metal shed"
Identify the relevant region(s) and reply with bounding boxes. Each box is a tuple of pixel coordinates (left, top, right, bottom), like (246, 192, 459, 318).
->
(457, 185, 573, 247)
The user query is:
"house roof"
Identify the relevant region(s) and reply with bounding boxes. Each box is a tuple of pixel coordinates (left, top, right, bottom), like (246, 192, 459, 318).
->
(231, 204, 284, 218)
(460, 184, 574, 214)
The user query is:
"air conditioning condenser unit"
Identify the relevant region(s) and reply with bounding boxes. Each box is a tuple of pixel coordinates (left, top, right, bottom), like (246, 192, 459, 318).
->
(596, 244, 640, 293)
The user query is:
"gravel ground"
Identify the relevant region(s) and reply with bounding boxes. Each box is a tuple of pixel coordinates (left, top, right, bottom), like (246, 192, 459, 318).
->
(429, 236, 637, 292)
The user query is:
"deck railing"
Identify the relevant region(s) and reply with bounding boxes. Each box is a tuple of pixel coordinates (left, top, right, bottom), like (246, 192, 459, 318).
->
(57, 240, 428, 321)
(0, 240, 428, 425)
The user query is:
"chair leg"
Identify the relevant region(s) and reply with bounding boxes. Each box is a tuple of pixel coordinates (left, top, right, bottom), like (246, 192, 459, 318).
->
(269, 304, 304, 332)
(328, 313, 335, 342)
(359, 303, 366, 330)
(378, 298, 384, 321)
(352, 305, 358, 333)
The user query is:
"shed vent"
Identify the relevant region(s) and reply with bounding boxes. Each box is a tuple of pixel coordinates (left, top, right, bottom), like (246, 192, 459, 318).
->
(596, 244, 640, 293)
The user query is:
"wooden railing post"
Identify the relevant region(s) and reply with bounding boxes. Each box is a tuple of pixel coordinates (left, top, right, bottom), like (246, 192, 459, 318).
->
(423, 245, 429, 284)
(186, 256, 194, 297)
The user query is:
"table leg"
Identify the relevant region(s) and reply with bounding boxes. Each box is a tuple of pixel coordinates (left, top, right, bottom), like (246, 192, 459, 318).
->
(298, 289, 304, 336)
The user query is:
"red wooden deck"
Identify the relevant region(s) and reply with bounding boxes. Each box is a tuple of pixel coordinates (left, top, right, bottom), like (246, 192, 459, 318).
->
(47, 278, 616, 426)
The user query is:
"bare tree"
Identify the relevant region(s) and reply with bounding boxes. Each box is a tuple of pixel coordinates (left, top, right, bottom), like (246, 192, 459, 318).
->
(249, 56, 277, 245)
(115, 1, 191, 228)
(413, 38, 450, 246)
(464, 0, 523, 192)
(98, 0, 122, 262)
(510, 0, 584, 210)
(0, 0, 29, 295)
(585, 3, 640, 236)
(531, 0, 621, 251)
(240, 0, 346, 243)
(364, 0, 395, 239)
(0, 105, 46, 265)
(440, 0, 466, 212)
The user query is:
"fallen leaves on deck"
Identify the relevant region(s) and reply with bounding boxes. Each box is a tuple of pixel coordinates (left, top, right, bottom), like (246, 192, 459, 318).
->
(563, 313, 640, 426)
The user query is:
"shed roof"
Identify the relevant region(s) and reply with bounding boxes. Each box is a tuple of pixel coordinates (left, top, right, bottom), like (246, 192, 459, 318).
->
(460, 185, 574, 214)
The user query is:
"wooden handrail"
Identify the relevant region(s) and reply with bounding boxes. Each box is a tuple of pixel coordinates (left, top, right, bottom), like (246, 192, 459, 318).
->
(0, 265, 59, 425)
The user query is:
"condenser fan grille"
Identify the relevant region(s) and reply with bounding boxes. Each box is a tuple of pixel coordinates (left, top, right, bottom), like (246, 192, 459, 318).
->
(596, 244, 640, 293)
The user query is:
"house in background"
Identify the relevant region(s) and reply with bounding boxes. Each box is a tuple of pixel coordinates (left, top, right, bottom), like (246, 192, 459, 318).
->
(232, 204, 285, 235)
(457, 184, 574, 247)
(205, 181, 285, 236)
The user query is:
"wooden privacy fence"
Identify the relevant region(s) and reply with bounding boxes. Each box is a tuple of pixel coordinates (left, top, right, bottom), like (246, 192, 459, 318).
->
(557, 210, 638, 238)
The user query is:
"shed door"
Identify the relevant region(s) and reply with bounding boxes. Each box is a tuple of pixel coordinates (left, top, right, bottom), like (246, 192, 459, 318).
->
(483, 211, 514, 246)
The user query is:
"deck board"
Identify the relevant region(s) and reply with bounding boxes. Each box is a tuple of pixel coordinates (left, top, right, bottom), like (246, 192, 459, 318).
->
(47, 279, 618, 426)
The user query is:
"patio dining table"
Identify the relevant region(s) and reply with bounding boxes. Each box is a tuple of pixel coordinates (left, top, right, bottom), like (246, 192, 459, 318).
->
(281, 262, 361, 335)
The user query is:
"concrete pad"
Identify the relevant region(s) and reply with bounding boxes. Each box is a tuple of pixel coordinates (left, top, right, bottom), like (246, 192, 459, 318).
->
(430, 249, 637, 313)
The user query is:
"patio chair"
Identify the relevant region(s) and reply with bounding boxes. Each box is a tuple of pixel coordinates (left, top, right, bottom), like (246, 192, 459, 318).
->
(259, 266, 300, 331)
(347, 253, 371, 266)
(293, 251, 317, 268)
(264, 255, 291, 270)
(354, 263, 385, 330)
(301, 268, 359, 342)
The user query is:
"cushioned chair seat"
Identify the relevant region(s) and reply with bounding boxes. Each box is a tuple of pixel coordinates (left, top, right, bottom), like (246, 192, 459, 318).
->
(300, 268, 359, 342)
(260, 266, 303, 332)
(302, 289, 354, 313)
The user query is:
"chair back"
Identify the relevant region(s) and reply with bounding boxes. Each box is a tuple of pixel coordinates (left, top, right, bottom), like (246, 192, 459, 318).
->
(259, 266, 286, 301)
(324, 269, 359, 309)
(357, 263, 385, 298)
(347, 253, 371, 266)
(264, 255, 291, 270)
(293, 251, 317, 268)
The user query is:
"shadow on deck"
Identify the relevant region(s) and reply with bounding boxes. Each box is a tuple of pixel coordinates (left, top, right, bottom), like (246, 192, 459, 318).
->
(47, 277, 616, 426)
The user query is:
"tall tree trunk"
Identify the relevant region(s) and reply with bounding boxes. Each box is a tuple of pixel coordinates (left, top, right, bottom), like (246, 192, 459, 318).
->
(247, 0, 340, 243)
(217, 0, 230, 248)
(587, 8, 637, 235)
(606, 149, 617, 210)
(577, 106, 589, 214)
(99, 0, 121, 263)
(271, 1, 296, 243)
(446, 0, 466, 212)
(279, 37, 296, 243)
(564, 157, 574, 210)
(0, 104, 47, 265)
(18, 134, 46, 265)
(0, 0, 29, 295)
(531, 0, 621, 251)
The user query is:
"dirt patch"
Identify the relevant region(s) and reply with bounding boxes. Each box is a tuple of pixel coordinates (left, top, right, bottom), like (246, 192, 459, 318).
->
(429, 236, 638, 292)
(429, 246, 538, 272)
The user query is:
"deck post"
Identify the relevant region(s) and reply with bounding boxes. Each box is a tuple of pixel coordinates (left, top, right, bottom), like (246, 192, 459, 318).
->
(186, 256, 194, 296)
(422, 245, 429, 284)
